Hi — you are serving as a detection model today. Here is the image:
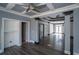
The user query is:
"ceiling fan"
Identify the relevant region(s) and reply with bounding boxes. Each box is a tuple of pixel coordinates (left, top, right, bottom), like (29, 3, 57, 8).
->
(21, 3, 41, 14)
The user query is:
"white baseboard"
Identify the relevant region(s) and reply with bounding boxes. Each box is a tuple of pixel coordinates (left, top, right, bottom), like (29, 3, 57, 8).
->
(64, 50, 70, 55)
(73, 52, 79, 55)
(64, 50, 79, 55)
(17, 43, 21, 46)
(0, 50, 4, 53)
(26, 40, 35, 43)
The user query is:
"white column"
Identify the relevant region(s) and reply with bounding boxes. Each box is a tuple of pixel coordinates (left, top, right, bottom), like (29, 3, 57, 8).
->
(64, 15, 70, 54)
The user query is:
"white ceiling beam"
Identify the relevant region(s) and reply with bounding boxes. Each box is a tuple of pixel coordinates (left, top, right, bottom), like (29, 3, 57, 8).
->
(6, 3, 16, 9)
(31, 10, 39, 14)
(36, 3, 46, 6)
(31, 4, 79, 18)
(16, 3, 25, 5)
(0, 6, 31, 18)
(17, 3, 46, 7)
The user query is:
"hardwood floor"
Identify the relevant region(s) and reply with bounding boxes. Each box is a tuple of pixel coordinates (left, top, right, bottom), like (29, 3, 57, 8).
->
(0, 43, 66, 55)
(49, 33, 64, 51)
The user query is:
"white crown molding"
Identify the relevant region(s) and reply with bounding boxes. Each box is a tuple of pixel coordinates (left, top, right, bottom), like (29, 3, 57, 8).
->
(0, 6, 31, 18)
(31, 4, 79, 18)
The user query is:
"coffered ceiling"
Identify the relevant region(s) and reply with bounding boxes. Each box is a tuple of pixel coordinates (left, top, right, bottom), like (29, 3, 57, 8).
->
(0, 3, 78, 21)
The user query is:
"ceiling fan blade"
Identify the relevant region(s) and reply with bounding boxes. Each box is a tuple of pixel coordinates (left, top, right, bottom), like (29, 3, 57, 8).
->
(26, 4, 31, 12)
(21, 3, 41, 13)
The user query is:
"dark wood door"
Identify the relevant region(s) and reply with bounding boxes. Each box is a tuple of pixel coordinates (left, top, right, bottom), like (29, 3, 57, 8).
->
(22, 22, 26, 43)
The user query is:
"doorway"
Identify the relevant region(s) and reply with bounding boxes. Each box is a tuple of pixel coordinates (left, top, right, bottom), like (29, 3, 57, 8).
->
(39, 23, 44, 44)
(21, 22, 27, 44)
(55, 24, 64, 51)
(20, 21, 30, 45)
(49, 23, 64, 52)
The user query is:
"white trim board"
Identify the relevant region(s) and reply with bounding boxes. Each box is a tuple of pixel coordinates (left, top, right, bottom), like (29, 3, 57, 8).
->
(64, 50, 79, 55)
(26, 40, 35, 43)
(31, 4, 79, 18)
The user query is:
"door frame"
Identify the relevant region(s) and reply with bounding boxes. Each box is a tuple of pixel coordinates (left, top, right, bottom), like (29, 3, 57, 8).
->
(20, 20, 30, 44)
(39, 23, 44, 43)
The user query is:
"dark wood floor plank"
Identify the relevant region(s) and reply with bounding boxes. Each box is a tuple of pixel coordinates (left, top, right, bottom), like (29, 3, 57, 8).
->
(0, 43, 66, 55)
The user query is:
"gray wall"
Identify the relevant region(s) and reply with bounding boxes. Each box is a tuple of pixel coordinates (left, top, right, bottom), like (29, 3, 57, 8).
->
(73, 8, 79, 54)
(4, 20, 21, 48)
